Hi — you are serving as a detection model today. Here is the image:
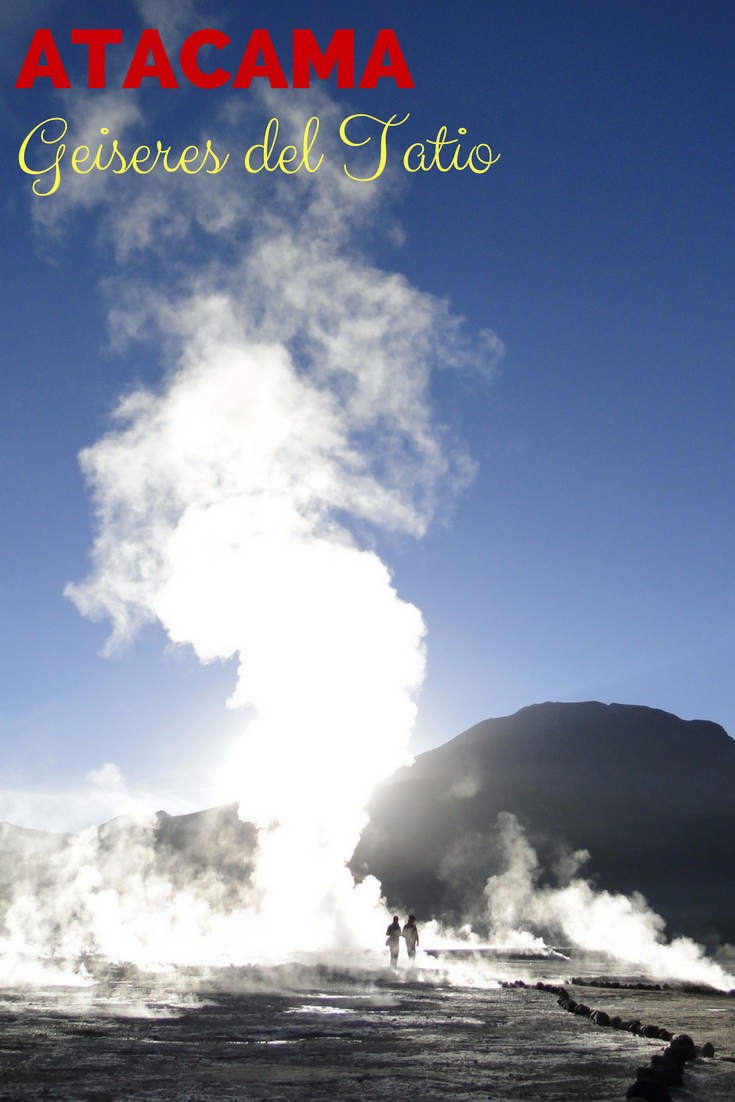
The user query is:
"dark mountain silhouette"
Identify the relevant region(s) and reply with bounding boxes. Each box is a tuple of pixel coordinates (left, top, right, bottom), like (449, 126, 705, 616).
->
(350, 701, 735, 943)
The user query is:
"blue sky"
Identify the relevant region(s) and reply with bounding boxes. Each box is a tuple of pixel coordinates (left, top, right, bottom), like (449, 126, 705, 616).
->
(1, 0, 734, 830)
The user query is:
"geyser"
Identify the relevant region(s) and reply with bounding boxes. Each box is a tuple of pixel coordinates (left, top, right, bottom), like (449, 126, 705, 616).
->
(54, 91, 484, 964)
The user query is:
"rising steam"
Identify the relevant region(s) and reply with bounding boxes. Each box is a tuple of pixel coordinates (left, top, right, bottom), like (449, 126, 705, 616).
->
(483, 813, 735, 989)
(36, 89, 485, 963)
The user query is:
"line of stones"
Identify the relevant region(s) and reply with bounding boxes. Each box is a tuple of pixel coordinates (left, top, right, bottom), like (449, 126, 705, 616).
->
(500, 979, 715, 1102)
(570, 976, 735, 998)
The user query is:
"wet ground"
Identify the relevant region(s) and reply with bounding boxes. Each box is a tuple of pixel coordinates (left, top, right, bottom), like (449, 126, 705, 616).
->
(0, 958, 734, 1101)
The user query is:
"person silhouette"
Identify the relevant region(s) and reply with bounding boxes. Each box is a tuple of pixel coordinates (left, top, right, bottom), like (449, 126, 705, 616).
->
(385, 915, 401, 969)
(402, 914, 419, 963)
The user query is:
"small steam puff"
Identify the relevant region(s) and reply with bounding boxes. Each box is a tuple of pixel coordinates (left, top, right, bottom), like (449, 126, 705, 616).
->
(482, 813, 735, 990)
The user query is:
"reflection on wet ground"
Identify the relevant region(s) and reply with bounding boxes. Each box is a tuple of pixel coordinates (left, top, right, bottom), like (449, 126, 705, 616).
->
(0, 955, 733, 1101)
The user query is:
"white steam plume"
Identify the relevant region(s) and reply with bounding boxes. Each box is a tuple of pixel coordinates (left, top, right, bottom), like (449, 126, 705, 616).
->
(483, 813, 735, 990)
(47, 90, 490, 963)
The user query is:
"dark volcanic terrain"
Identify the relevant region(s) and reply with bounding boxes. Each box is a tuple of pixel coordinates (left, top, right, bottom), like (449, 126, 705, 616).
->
(1, 962, 734, 1101)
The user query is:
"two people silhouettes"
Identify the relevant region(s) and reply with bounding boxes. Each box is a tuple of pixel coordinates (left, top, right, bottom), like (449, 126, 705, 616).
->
(385, 914, 419, 969)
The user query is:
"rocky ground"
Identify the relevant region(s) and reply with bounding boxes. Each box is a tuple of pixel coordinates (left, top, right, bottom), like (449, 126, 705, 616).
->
(0, 957, 733, 1101)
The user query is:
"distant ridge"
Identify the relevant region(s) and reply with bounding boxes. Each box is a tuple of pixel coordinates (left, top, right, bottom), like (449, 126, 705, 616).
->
(350, 702, 735, 942)
(0, 804, 258, 931)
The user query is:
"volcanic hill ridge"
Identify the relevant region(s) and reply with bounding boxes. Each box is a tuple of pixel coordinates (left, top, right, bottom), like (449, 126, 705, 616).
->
(351, 701, 735, 943)
(1, 702, 733, 946)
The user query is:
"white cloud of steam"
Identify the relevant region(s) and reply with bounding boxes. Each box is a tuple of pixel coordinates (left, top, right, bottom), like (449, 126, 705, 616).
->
(87, 762, 125, 791)
(30, 96, 143, 238)
(484, 813, 735, 990)
(26, 87, 493, 963)
(449, 775, 482, 800)
(135, 0, 203, 45)
(0, 807, 264, 979)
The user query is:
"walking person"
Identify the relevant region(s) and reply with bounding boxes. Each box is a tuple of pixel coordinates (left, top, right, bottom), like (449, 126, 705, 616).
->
(402, 914, 419, 964)
(385, 915, 402, 969)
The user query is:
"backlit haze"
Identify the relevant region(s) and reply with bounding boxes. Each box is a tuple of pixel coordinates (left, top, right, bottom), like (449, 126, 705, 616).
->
(0, 0, 734, 980)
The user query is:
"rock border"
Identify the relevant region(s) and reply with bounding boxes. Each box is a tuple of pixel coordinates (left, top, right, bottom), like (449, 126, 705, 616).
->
(499, 979, 716, 1102)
